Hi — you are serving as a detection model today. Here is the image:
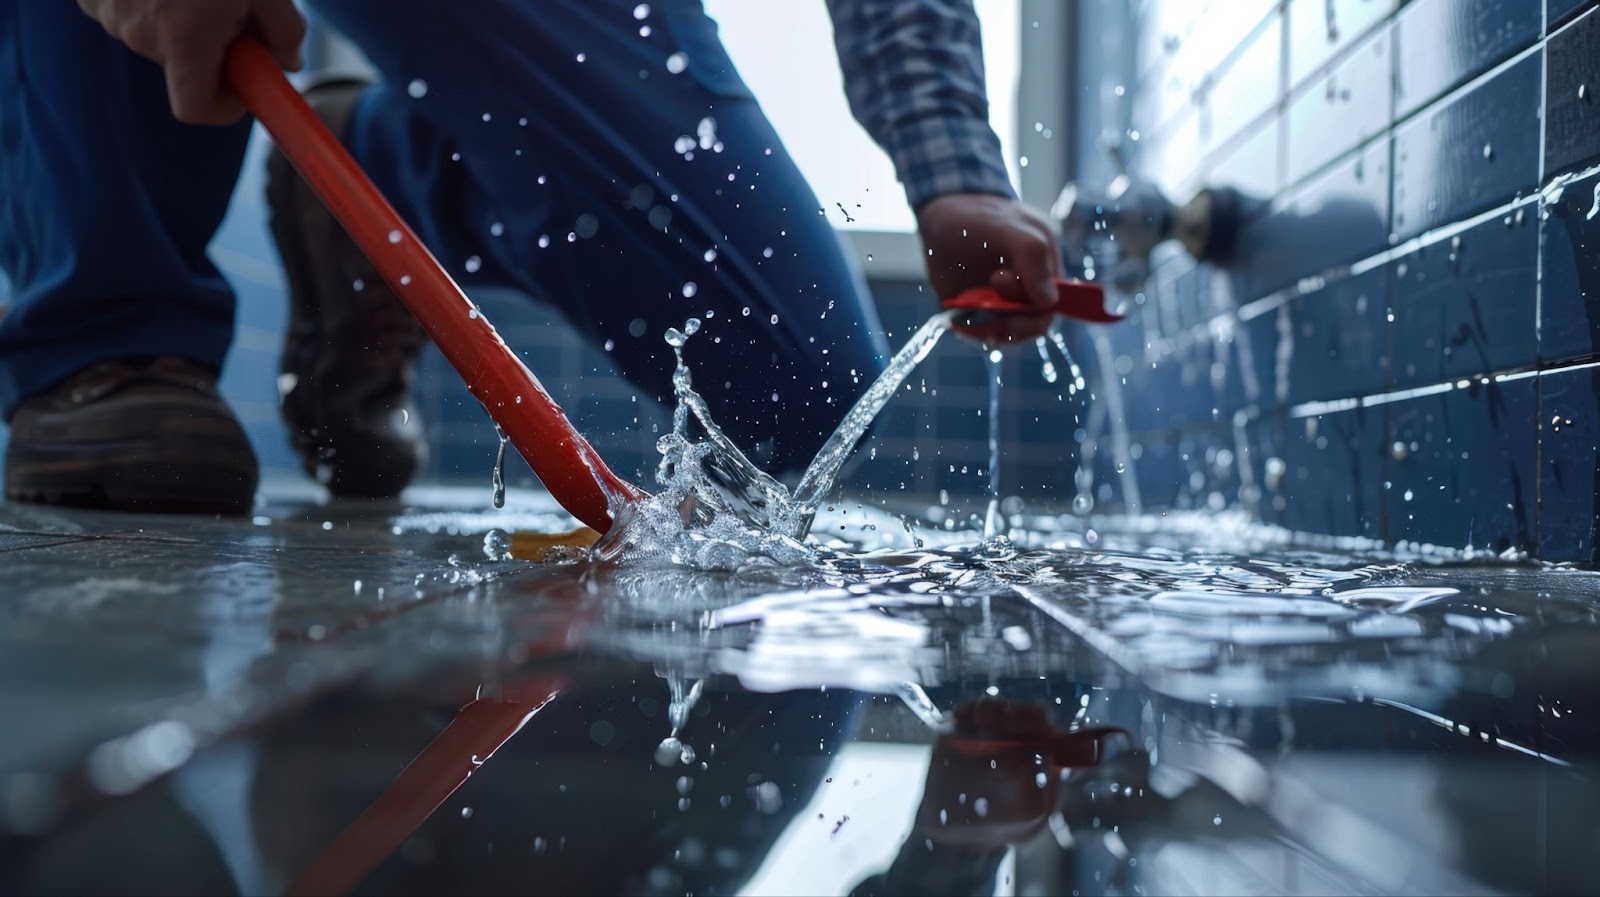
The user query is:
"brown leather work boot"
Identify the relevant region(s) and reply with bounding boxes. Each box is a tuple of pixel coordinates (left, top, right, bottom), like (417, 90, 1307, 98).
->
(268, 79, 427, 499)
(4, 357, 258, 514)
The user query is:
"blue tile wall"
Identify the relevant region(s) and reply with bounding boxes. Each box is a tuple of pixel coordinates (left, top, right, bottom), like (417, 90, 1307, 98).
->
(1550, 0, 1596, 32)
(1202, 13, 1283, 158)
(1285, 24, 1392, 186)
(1391, 52, 1541, 240)
(1539, 365, 1600, 562)
(1384, 380, 1537, 552)
(1394, 0, 1540, 119)
(1286, 0, 1396, 89)
(1539, 167, 1600, 364)
(1111, 0, 1600, 559)
(1545, 5, 1600, 178)
(1389, 210, 1538, 386)
(1278, 266, 1390, 405)
(1253, 406, 1385, 539)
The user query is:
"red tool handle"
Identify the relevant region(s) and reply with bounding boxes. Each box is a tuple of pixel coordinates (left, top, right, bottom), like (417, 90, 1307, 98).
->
(943, 277, 1123, 323)
(225, 38, 643, 531)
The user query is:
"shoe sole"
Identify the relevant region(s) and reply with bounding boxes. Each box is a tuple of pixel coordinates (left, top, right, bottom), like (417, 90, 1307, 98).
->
(5, 439, 257, 515)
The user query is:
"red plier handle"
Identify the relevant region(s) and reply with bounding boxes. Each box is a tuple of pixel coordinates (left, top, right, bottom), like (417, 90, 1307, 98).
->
(943, 278, 1123, 323)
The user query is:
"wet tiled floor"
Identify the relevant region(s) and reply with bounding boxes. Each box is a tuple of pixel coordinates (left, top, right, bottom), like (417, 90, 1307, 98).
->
(2, 483, 1599, 895)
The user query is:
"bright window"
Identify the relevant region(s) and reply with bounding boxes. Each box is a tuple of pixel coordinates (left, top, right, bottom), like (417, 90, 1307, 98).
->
(704, 0, 1022, 233)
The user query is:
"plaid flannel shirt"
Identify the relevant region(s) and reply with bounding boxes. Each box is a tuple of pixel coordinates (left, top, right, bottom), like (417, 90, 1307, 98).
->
(825, 0, 1017, 212)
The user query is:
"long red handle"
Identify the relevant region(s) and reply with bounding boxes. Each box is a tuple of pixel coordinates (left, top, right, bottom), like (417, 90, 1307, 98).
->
(225, 38, 644, 531)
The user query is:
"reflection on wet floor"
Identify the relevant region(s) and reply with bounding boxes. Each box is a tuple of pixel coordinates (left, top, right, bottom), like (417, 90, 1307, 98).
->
(1, 484, 1598, 895)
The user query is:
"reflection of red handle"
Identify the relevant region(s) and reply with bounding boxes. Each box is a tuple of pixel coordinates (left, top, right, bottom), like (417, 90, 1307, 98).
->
(948, 725, 1129, 768)
(225, 38, 644, 531)
(943, 278, 1122, 323)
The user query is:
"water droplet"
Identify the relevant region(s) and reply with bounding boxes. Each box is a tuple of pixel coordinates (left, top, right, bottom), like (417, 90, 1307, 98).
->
(490, 222, 505, 237)
(468, 308, 478, 319)
(703, 248, 717, 262)
(576, 52, 587, 63)
(655, 737, 683, 766)
(682, 281, 698, 298)
(491, 425, 508, 508)
(538, 234, 550, 248)
(1072, 493, 1094, 514)
(387, 230, 402, 244)
(399, 275, 412, 286)
(407, 79, 428, 99)
(464, 255, 482, 273)
(666, 52, 687, 74)
(460, 806, 473, 819)
(1482, 143, 1494, 160)
(481, 112, 492, 122)
(604, 339, 615, 351)
(762, 246, 773, 258)
(633, 3, 650, 18)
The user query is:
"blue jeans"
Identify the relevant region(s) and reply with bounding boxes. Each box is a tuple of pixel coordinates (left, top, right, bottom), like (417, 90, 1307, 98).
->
(0, 0, 889, 473)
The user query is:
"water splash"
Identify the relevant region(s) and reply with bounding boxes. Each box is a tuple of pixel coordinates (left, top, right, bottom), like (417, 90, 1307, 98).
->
(592, 319, 812, 568)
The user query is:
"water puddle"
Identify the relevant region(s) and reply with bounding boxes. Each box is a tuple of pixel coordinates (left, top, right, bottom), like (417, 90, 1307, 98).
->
(372, 323, 1556, 724)
(396, 310, 1600, 714)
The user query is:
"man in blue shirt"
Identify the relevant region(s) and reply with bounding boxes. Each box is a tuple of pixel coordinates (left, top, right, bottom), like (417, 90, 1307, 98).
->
(0, 0, 1063, 514)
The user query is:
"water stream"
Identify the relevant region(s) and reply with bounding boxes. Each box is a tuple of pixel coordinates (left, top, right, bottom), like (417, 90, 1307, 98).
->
(981, 351, 1006, 542)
